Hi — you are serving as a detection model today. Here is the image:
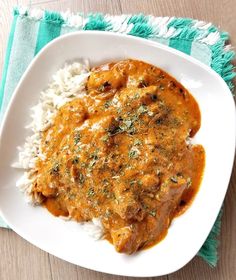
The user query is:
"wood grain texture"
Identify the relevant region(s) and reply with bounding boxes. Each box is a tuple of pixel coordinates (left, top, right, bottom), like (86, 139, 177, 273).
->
(0, 1, 235, 279)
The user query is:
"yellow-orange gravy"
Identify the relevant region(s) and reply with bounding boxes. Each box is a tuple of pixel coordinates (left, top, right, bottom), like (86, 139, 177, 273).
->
(33, 59, 205, 254)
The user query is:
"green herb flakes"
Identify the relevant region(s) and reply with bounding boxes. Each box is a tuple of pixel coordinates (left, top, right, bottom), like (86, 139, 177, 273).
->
(129, 149, 138, 159)
(149, 210, 156, 217)
(133, 93, 140, 100)
(104, 100, 112, 109)
(138, 180, 143, 187)
(102, 187, 110, 197)
(134, 139, 142, 146)
(137, 105, 148, 115)
(50, 162, 60, 176)
(89, 149, 99, 160)
(101, 135, 109, 142)
(117, 108, 122, 114)
(87, 187, 95, 197)
(72, 157, 79, 164)
(79, 173, 85, 184)
(129, 179, 136, 186)
(123, 120, 132, 129)
(88, 159, 96, 169)
(74, 132, 81, 145)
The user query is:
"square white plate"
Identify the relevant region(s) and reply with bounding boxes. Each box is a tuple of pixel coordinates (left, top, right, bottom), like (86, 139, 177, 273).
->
(0, 31, 235, 277)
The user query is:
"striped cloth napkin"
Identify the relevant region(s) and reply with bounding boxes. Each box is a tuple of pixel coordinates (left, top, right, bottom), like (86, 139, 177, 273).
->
(0, 6, 235, 267)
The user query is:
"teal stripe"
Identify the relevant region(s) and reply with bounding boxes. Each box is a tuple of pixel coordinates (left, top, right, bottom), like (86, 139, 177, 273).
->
(169, 38, 192, 55)
(128, 14, 149, 24)
(84, 14, 111, 31)
(168, 18, 193, 29)
(1, 17, 40, 118)
(0, 13, 17, 111)
(35, 11, 64, 54)
(128, 23, 153, 38)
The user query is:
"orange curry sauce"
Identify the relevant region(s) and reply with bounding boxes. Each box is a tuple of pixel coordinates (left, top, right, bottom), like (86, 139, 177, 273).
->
(33, 59, 205, 254)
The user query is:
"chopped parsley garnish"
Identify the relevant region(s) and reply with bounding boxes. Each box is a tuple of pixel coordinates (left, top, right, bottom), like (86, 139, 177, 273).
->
(138, 180, 143, 187)
(149, 210, 156, 217)
(134, 139, 142, 146)
(129, 149, 138, 159)
(74, 132, 81, 145)
(89, 149, 99, 160)
(107, 117, 137, 136)
(79, 173, 85, 184)
(104, 100, 112, 109)
(72, 156, 79, 164)
(101, 135, 109, 142)
(123, 120, 132, 129)
(129, 179, 136, 186)
(137, 105, 148, 115)
(88, 150, 99, 170)
(87, 187, 95, 197)
(102, 187, 110, 197)
(88, 159, 96, 169)
(50, 162, 60, 176)
(117, 108, 122, 114)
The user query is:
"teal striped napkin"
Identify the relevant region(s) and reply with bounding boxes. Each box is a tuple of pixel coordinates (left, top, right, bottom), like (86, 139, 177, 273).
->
(0, 7, 235, 267)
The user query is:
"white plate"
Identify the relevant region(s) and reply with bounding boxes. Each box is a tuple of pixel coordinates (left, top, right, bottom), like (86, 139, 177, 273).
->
(0, 31, 235, 277)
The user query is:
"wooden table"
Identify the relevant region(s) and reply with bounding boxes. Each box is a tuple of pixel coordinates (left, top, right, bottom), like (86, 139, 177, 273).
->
(0, 1, 235, 279)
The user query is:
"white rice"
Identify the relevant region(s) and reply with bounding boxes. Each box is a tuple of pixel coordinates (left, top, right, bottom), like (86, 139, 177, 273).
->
(12, 61, 103, 239)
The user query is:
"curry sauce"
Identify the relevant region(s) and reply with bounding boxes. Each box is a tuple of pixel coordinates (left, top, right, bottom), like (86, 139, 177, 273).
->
(32, 59, 205, 254)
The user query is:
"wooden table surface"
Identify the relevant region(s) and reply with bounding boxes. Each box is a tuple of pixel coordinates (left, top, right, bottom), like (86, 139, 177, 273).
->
(0, 1, 235, 279)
